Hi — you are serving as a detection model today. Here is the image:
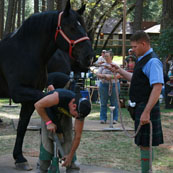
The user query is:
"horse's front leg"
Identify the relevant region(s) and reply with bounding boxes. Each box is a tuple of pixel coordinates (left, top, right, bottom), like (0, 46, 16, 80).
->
(13, 102, 35, 170)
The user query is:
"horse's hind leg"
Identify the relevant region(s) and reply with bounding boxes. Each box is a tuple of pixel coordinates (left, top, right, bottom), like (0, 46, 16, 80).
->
(13, 102, 35, 169)
(61, 116, 73, 155)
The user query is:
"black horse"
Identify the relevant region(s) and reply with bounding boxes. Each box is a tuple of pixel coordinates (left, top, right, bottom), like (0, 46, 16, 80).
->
(0, 49, 89, 98)
(0, 0, 94, 168)
(48, 48, 90, 75)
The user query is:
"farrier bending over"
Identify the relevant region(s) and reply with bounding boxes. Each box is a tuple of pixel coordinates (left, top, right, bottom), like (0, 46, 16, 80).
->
(34, 88, 91, 168)
(108, 31, 164, 173)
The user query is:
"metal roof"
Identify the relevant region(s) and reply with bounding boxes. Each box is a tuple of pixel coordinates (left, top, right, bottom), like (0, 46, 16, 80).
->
(144, 24, 160, 33)
(97, 18, 158, 35)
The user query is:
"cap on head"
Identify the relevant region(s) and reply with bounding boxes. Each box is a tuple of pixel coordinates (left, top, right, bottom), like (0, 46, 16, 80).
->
(76, 98, 91, 120)
(102, 50, 106, 53)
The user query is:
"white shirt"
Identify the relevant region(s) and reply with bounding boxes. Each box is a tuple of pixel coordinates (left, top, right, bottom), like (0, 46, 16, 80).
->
(95, 56, 106, 64)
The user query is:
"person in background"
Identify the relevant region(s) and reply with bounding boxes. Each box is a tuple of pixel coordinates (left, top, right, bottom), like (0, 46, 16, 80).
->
(125, 48, 136, 72)
(126, 56, 136, 72)
(168, 67, 173, 77)
(108, 31, 164, 173)
(96, 50, 119, 124)
(94, 50, 106, 66)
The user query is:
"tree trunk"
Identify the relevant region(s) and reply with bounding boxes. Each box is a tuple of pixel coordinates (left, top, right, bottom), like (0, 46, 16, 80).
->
(22, 0, 25, 23)
(81, 0, 84, 5)
(12, 0, 18, 31)
(132, 0, 145, 33)
(34, 0, 39, 13)
(17, 0, 21, 28)
(0, 0, 4, 39)
(55, 0, 67, 11)
(42, 0, 46, 12)
(47, 0, 54, 11)
(4, 0, 15, 36)
(161, 0, 173, 30)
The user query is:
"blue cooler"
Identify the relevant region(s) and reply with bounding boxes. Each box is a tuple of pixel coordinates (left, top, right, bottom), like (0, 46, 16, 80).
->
(80, 90, 90, 100)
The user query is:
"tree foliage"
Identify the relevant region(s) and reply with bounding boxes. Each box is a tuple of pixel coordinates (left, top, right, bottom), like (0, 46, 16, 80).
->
(128, 0, 162, 23)
(154, 0, 173, 65)
(156, 28, 173, 59)
(143, 0, 162, 22)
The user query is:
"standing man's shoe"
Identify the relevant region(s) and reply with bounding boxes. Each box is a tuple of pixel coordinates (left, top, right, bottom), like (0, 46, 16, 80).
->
(113, 120, 117, 124)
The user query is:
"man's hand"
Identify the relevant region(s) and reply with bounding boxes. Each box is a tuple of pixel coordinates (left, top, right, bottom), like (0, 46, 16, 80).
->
(62, 154, 73, 167)
(140, 111, 150, 126)
(98, 61, 105, 65)
(47, 122, 57, 133)
(105, 63, 120, 73)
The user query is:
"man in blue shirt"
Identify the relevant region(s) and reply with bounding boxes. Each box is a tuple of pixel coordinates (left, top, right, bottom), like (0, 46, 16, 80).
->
(109, 31, 164, 173)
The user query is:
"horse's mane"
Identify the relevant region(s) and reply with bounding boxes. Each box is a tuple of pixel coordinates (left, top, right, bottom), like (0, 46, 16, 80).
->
(15, 11, 59, 38)
(3, 9, 87, 41)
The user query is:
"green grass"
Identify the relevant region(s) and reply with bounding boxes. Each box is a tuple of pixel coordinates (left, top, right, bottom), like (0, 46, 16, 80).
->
(113, 55, 123, 65)
(0, 98, 10, 104)
(78, 131, 140, 171)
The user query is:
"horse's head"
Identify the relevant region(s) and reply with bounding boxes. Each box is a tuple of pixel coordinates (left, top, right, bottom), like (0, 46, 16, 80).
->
(55, 0, 94, 69)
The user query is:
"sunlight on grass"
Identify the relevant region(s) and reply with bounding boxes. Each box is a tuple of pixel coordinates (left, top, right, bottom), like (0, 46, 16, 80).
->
(113, 56, 123, 65)
(88, 112, 99, 120)
(0, 112, 19, 119)
(0, 135, 16, 140)
(89, 112, 99, 118)
(0, 99, 9, 104)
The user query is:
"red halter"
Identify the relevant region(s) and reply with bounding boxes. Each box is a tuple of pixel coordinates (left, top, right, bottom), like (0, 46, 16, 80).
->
(54, 12, 90, 59)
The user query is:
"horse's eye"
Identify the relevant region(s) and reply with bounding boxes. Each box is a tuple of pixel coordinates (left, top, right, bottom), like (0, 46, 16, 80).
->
(77, 21, 81, 26)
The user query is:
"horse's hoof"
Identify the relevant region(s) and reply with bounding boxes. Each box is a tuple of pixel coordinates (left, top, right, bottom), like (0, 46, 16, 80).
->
(15, 161, 32, 171)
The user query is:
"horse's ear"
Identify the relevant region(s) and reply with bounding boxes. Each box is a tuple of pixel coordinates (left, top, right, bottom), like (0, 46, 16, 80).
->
(64, 0, 71, 16)
(77, 4, 86, 15)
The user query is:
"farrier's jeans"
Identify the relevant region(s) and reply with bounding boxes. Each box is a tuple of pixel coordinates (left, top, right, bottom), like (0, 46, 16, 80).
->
(99, 82, 119, 121)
